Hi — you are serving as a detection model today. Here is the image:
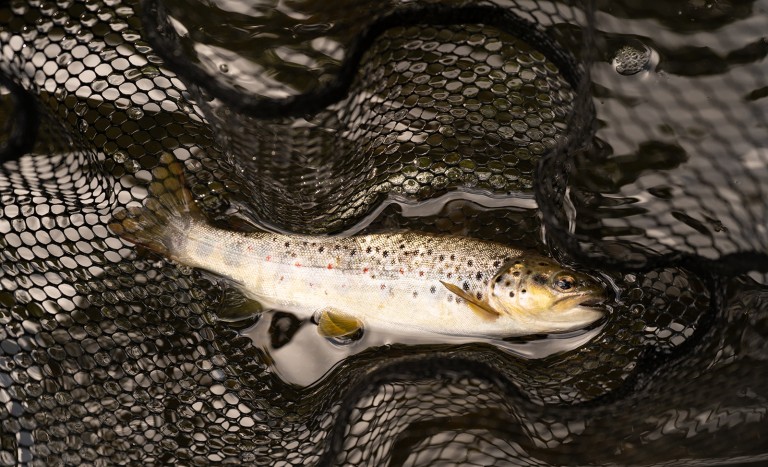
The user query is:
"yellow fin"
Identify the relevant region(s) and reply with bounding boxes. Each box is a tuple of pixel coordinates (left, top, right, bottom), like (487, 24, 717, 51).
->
(317, 309, 363, 338)
(440, 281, 500, 321)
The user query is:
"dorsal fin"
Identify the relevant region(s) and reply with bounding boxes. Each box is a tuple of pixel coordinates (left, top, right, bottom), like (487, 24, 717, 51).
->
(440, 281, 500, 321)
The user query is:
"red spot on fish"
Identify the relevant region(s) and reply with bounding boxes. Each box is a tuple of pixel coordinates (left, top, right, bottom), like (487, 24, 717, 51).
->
(247, 245, 253, 252)
(363, 267, 369, 273)
(380, 284, 386, 290)
(265, 256, 271, 262)
(399, 268, 404, 274)
(419, 271, 424, 277)
(279, 276, 284, 281)
(295, 262, 301, 267)
(327, 264, 333, 270)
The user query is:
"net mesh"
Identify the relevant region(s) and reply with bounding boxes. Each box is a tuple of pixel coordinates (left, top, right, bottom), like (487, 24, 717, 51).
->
(0, 0, 766, 465)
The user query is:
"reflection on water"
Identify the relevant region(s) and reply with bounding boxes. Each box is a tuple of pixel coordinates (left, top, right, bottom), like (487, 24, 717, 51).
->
(243, 309, 607, 387)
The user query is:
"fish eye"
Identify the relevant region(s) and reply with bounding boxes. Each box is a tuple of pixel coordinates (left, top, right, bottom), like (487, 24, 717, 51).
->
(554, 275, 575, 291)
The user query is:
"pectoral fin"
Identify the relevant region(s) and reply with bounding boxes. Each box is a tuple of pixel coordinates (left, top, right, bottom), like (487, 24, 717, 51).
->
(317, 309, 364, 338)
(440, 281, 500, 321)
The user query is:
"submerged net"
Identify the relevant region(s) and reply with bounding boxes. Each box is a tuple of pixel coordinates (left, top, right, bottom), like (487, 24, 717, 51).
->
(0, 0, 766, 465)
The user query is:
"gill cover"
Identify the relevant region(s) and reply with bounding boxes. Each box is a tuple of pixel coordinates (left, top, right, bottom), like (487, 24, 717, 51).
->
(487, 256, 606, 329)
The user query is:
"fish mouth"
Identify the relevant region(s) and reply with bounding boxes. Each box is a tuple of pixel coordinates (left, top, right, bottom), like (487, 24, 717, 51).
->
(578, 295, 607, 307)
(553, 291, 606, 310)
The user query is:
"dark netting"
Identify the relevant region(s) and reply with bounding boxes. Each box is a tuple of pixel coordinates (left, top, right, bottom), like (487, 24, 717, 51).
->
(536, 1, 768, 274)
(0, 0, 766, 466)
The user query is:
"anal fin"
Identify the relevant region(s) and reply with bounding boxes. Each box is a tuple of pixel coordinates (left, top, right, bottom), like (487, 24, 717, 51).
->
(317, 309, 364, 338)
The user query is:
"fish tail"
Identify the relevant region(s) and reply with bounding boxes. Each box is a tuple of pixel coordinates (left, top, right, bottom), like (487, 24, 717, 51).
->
(109, 154, 204, 256)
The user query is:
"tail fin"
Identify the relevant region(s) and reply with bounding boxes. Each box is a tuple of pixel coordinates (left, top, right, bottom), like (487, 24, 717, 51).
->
(109, 154, 204, 257)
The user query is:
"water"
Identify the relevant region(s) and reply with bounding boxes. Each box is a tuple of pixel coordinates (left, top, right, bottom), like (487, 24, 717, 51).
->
(201, 0, 768, 462)
(0, 0, 766, 464)
(244, 303, 607, 387)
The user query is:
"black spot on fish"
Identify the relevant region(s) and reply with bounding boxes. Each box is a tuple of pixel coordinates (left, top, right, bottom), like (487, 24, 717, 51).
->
(413, 291, 418, 298)
(450, 254, 456, 261)
(467, 259, 474, 267)
(505, 281, 511, 287)
(462, 281, 470, 291)
(285, 242, 290, 247)
(383, 251, 389, 257)
(539, 262, 548, 266)
(521, 289, 527, 294)
(475, 272, 482, 280)
(509, 291, 514, 298)
(513, 260, 520, 265)
(512, 271, 521, 277)
(493, 260, 501, 268)
(439, 254, 445, 261)
(495, 275, 504, 283)
(366, 247, 372, 253)
(533, 274, 548, 284)
(476, 292, 483, 300)
(350, 250, 356, 256)
(399, 244, 405, 249)
(430, 286, 436, 294)
(526, 270, 532, 275)
(318, 246, 325, 253)
(427, 249, 433, 255)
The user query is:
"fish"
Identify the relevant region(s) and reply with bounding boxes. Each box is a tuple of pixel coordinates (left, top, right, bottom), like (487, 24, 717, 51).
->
(109, 161, 606, 339)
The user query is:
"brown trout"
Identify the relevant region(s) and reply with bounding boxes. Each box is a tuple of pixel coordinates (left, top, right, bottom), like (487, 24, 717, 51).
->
(109, 169, 606, 338)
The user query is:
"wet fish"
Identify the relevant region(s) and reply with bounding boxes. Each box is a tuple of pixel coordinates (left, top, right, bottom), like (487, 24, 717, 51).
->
(109, 166, 606, 339)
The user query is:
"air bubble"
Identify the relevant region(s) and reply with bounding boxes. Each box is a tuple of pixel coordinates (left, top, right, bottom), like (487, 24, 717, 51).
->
(612, 43, 657, 76)
(127, 107, 144, 120)
(124, 160, 140, 173)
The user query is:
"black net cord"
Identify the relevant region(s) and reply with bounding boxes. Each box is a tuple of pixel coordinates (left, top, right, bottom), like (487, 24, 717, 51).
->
(0, 71, 38, 163)
(141, 1, 585, 119)
(316, 355, 525, 467)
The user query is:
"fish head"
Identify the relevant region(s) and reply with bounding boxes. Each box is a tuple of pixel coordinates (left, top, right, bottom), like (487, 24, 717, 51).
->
(487, 256, 606, 331)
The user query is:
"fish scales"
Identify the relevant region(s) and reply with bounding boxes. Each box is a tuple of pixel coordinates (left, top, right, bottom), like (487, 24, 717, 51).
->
(178, 224, 529, 335)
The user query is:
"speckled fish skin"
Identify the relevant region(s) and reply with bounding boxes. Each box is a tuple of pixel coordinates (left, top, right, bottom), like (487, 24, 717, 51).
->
(109, 184, 606, 337)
